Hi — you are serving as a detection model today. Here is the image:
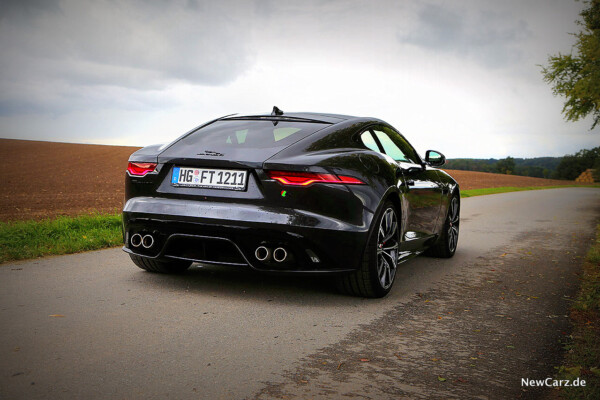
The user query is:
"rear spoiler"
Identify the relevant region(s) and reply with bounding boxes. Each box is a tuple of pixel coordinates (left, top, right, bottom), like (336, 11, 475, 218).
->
(222, 115, 333, 124)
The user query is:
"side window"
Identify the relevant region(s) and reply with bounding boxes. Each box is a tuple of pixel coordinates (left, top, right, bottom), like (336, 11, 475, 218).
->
(383, 126, 421, 164)
(372, 129, 409, 162)
(360, 130, 381, 152)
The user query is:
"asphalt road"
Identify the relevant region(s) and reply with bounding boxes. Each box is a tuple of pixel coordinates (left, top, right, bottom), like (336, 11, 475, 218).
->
(1, 188, 599, 399)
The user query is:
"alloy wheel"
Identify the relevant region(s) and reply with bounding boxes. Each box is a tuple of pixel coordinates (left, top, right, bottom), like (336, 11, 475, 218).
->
(448, 197, 459, 253)
(377, 207, 399, 289)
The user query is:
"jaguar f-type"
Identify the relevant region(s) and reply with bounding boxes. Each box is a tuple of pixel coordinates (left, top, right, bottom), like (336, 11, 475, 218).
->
(123, 107, 460, 297)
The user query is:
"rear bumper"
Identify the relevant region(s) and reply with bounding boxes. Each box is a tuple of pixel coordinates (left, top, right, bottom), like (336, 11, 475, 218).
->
(122, 197, 372, 273)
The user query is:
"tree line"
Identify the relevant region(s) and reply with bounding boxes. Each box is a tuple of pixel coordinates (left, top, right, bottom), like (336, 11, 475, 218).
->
(444, 146, 600, 180)
(449, 0, 600, 181)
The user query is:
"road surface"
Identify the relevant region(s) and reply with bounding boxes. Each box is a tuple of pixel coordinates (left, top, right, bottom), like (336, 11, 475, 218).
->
(1, 188, 599, 399)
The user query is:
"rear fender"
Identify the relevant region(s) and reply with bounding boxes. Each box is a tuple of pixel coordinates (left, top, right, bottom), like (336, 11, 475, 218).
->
(354, 186, 404, 264)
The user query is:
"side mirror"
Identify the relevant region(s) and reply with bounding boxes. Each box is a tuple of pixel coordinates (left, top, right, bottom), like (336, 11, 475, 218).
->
(425, 150, 446, 167)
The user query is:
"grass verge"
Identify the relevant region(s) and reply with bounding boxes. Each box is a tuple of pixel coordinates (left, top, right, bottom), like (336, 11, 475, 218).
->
(1, 184, 599, 265)
(0, 213, 122, 264)
(555, 224, 600, 399)
(461, 184, 600, 198)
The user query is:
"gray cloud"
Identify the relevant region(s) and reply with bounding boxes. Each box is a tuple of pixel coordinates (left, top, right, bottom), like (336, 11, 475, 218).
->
(0, 0, 593, 159)
(0, 0, 256, 115)
(399, 2, 531, 67)
(0, 0, 62, 20)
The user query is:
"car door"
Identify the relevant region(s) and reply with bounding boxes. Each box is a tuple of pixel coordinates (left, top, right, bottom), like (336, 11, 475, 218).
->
(370, 126, 443, 250)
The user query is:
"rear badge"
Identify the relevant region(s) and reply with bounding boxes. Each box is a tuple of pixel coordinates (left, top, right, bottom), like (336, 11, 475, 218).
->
(197, 150, 224, 157)
(306, 249, 320, 263)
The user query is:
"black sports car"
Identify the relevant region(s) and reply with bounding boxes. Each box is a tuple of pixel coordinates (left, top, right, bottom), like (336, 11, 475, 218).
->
(123, 107, 460, 297)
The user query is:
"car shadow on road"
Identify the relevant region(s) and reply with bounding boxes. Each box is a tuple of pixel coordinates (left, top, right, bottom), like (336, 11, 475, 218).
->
(127, 262, 383, 306)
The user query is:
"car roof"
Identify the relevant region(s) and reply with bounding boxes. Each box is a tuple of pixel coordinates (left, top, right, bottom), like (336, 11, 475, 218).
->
(222, 111, 359, 124)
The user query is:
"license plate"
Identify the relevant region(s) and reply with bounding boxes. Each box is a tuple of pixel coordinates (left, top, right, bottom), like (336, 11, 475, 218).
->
(171, 167, 247, 191)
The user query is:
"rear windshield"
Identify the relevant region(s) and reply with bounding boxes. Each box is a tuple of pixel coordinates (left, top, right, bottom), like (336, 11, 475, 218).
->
(180, 119, 328, 149)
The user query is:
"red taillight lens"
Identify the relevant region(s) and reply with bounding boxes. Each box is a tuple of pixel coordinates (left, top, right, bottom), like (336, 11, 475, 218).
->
(127, 162, 157, 176)
(266, 170, 365, 186)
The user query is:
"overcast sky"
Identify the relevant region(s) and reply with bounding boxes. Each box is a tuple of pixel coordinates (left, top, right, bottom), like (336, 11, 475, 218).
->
(0, 0, 597, 158)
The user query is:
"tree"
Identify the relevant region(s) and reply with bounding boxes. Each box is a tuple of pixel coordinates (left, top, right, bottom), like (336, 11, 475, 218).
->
(496, 157, 516, 175)
(541, 0, 600, 130)
(553, 146, 600, 179)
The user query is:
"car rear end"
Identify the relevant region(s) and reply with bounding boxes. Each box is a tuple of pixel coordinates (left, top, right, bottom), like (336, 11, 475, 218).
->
(123, 116, 373, 274)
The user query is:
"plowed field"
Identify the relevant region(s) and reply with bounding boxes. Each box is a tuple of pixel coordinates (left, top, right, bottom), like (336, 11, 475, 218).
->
(0, 139, 581, 221)
(0, 139, 138, 221)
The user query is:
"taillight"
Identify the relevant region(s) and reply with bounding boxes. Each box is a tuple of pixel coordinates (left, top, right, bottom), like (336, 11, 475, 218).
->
(266, 170, 365, 186)
(127, 162, 157, 176)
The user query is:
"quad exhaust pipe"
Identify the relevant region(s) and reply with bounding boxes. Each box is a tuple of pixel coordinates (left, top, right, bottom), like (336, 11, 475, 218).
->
(131, 233, 142, 248)
(255, 246, 272, 262)
(142, 234, 154, 249)
(255, 245, 288, 263)
(130, 233, 154, 249)
(273, 247, 288, 263)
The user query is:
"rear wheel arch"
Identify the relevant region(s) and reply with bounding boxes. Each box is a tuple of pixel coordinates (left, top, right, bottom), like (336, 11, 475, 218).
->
(336, 198, 400, 297)
(385, 191, 402, 218)
(365, 188, 403, 247)
(384, 189, 403, 238)
(336, 189, 402, 298)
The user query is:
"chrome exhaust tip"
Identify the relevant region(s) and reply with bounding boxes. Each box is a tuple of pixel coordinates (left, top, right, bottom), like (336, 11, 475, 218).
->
(255, 246, 271, 261)
(130, 233, 142, 248)
(142, 234, 154, 249)
(273, 247, 287, 263)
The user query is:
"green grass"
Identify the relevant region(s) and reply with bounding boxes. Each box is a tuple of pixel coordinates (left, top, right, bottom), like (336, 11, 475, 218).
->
(555, 224, 600, 399)
(1, 184, 599, 265)
(0, 213, 123, 264)
(461, 184, 600, 198)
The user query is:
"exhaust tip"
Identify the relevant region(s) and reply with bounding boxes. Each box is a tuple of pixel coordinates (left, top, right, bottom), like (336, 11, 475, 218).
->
(255, 246, 271, 261)
(130, 233, 142, 248)
(273, 247, 287, 263)
(142, 234, 154, 249)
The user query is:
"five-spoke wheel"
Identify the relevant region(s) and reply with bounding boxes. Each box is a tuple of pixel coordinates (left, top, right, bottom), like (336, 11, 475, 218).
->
(377, 207, 399, 290)
(336, 201, 400, 298)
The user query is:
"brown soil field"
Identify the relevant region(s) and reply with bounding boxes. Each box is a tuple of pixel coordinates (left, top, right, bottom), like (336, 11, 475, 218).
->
(0, 139, 139, 222)
(0, 139, 583, 222)
(441, 169, 576, 190)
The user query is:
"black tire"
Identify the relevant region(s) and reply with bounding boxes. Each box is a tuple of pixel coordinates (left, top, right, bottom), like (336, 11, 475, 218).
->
(129, 254, 192, 273)
(336, 201, 400, 298)
(426, 193, 460, 258)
